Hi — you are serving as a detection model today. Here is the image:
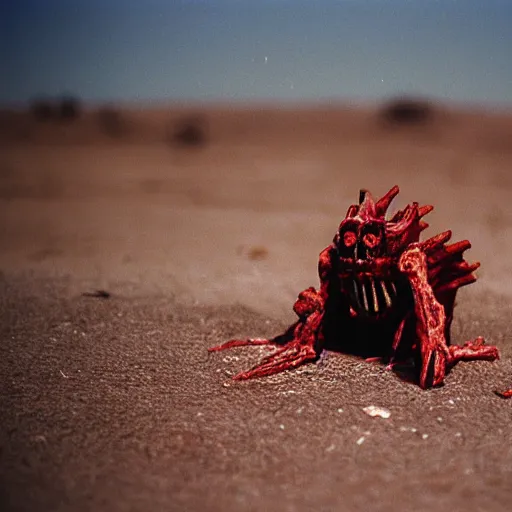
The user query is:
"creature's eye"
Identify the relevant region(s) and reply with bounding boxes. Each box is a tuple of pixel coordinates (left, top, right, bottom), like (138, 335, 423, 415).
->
(343, 231, 357, 247)
(336, 219, 361, 257)
(362, 232, 380, 249)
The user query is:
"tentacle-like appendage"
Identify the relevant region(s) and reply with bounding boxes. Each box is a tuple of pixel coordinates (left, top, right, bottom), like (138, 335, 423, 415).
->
(375, 185, 400, 218)
(418, 204, 434, 218)
(420, 230, 452, 252)
(428, 260, 480, 289)
(386, 203, 425, 253)
(435, 274, 478, 295)
(209, 288, 325, 380)
(422, 234, 480, 294)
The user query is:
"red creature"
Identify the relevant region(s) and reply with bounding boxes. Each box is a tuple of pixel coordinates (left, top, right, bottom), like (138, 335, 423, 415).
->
(210, 186, 500, 389)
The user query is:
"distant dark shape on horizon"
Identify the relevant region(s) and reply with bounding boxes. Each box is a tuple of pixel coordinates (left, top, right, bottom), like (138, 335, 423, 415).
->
(30, 98, 57, 122)
(97, 106, 125, 138)
(170, 115, 208, 148)
(59, 96, 82, 122)
(380, 97, 434, 127)
(30, 96, 82, 123)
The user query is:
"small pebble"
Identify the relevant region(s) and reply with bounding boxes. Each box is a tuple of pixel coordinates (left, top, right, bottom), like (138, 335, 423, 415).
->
(363, 405, 391, 419)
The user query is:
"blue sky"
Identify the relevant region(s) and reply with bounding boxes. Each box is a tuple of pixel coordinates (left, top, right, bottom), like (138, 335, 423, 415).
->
(1, 0, 512, 106)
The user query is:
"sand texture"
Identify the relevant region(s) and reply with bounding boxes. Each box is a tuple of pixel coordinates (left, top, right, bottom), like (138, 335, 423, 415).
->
(1, 102, 512, 511)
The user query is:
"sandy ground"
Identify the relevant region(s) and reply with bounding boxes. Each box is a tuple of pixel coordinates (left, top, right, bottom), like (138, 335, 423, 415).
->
(1, 103, 512, 511)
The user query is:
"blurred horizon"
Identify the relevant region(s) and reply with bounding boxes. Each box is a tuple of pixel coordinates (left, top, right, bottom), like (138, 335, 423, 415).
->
(1, 0, 512, 108)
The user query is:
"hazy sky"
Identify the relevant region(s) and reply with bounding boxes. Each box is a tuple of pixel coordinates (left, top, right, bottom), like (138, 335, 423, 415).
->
(1, 0, 512, 106)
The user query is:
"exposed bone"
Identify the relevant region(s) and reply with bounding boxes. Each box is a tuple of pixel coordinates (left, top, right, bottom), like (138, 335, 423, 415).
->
(361, 280, 369, 312)
(353, 280, 361, 310)
(370, 278, 379, 312)
(381, 280, 393, 308)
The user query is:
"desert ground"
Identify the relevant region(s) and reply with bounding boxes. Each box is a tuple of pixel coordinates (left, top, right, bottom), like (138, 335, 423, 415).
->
(1, 100, 512, 511)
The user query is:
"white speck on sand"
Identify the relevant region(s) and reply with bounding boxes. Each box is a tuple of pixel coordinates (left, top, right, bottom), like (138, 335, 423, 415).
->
(363, 405, 391, 419)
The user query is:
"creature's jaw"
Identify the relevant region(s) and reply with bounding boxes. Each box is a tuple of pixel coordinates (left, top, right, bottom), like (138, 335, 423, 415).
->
(344, 273, 398, 319)
(338, 257, 402, 319)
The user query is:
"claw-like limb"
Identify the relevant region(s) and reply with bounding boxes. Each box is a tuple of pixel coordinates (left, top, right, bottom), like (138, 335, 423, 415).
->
(209, 287, 325, 381)
(208, 337, 276, 352)
(399, 246, 499, 388)
(208, 322, 297, 353)
(399, 246, 450, 388)
(447, 336, 500, 363)
(233, 342, 318, 380)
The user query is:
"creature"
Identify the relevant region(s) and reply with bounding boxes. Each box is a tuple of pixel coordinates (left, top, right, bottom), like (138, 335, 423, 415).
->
(209, 186, 500, 389)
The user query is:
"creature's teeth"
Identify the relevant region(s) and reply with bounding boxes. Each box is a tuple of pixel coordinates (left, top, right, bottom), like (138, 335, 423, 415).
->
(381, 280, 393, 308)
(353, 280, 361, 309)
(389, 281, 397, 297)
(361, 280, 369, 312)
(370, 278, 379, 313)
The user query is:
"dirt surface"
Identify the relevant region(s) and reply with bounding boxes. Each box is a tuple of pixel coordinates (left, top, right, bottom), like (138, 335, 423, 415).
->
(1, 103, 512, 511)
